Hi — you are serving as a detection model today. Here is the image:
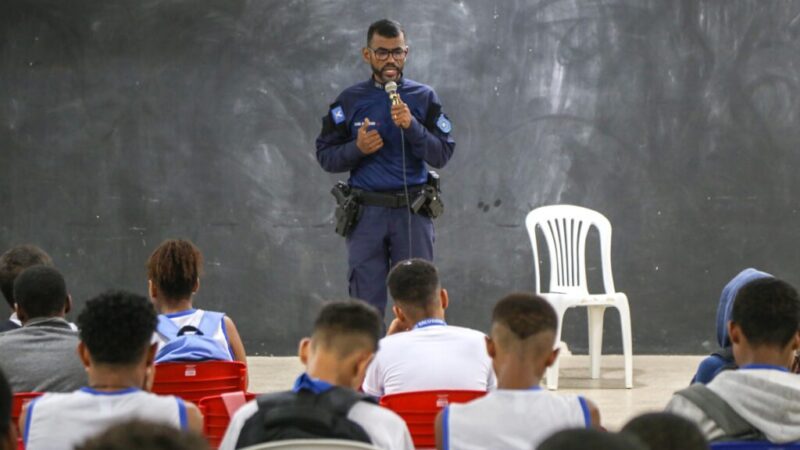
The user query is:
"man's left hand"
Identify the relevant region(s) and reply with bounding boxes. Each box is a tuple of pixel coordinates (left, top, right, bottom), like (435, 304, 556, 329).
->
(391, 102, 413, 129)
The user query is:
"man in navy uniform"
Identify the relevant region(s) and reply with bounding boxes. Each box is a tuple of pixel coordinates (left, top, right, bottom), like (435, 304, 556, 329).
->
(316, 19, 455, 319)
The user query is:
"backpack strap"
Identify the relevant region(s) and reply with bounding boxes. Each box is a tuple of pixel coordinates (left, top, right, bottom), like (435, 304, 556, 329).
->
(197, 311, 224, 337)
(156, 315, 181, 340)
(674, 384, 765, 441)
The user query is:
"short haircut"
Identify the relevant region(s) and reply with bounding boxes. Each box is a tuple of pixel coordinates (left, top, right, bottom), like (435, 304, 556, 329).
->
(387, 259, 439, 309)
(312, 300, 381, 356)
(75, 420, 209, 450)
(0, 368, 10, 442)
(77, 290, 157, 365)
(539, 429, 647, 450)
(13, 266, 68, 319)
(492, 293, 558, 339)
(0, 245, 53, 309)
(621, 413, 708, 450)
(367, 19, 404, 45)
(731, 277, 800, 348)
(147, 239, 203, 301)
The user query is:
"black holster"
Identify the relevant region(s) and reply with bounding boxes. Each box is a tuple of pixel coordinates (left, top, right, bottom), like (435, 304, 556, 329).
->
(331, 182, 362, 237)
(410, 171, 444, 219)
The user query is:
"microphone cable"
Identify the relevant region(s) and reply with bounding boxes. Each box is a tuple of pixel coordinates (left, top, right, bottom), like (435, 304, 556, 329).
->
(400, 128, 413, 258)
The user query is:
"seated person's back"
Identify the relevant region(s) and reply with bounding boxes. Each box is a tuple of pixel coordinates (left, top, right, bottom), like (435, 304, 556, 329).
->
(435, 293, 599, 450)
(362, 259, 495, 397)
(21, 290, 202, 450)
(220, 300, 413, 450)
(147, 239, 246, 365)
(0, 266, 87, 392)
(666, 277, 800, 443)
(0, 245, 53, 333)
(0, 368, 16, 450)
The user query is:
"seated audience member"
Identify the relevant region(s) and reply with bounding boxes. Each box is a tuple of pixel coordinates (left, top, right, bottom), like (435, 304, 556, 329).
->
(147, 239, 246, 365)
(435, 293, 600, 450)
(666, 277, 800, 443)
(0, 369, 15, 450)
(538, 429, 647, 450)
(621, 412, 708, 450)
(0, 245, 53, 333)
(76, 420, 209, 450)
(219, 300, 413, 450)
(21, 290, 203, 450)
(362, 259, 495, 397)
(0, 266, 87, 392)
(692, 268, 772, 384)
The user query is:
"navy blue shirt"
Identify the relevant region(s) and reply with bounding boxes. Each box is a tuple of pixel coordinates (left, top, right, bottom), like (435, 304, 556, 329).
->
(316, 78, 455, 192)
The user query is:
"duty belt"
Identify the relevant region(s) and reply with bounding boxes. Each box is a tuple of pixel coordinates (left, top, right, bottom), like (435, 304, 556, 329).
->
(353, 187, 425, 208)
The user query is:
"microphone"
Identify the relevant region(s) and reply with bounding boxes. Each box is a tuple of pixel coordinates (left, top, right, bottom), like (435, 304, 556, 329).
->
(385, 81, 401, 105)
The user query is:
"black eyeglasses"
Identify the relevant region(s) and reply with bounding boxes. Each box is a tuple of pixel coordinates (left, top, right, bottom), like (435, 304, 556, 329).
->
(367, 46, 408, 61)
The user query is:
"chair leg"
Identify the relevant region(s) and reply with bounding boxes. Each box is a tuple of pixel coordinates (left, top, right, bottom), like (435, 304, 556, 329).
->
(617, 299, 634, 388)
(587, 306, 606, 380)
(547, 305, 569, 390)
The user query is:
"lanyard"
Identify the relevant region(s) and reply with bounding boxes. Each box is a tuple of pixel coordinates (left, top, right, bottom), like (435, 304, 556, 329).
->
(414, 319, 447, 329)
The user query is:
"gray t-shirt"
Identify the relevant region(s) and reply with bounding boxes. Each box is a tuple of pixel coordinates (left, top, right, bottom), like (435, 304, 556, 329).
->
(0, 317, 87, 392)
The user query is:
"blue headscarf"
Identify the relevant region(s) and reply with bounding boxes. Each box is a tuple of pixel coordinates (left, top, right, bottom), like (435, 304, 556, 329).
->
(716, 268, 772, 348)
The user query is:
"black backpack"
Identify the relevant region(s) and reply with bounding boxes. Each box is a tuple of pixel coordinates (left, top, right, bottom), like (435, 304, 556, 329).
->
(235, 387, 375, 449)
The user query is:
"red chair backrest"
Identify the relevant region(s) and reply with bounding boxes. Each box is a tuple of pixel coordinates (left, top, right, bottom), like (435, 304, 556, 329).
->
(198, 391, 256, 449)
(379, 390, 485, 448)
(152, 361, 247, 404)
(12, 392, 43, 450)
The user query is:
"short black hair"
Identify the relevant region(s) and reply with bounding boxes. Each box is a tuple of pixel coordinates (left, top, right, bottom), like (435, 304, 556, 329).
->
(0, 368, 10, 442)
(77, 290, 157, 365)
(313, 300, 381, 355)
(621, 413, 708, 450)
(732, 277, 800, 348)
(13, 266, 68, 319)
(492, 293, 557, 339)
(75, 420, 209, 450)
(539, 429, 647, 450)
(387, 259, 439, 309)
(367, 19, 404, 45)
(0, 245, 53, 309)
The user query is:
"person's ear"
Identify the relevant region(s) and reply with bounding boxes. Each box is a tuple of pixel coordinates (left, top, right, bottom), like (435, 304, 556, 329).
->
(77, 341, 92, 368)
(148, 280, 158, 300)
(728, 321, 741, 345)
(193, 278, 200, 294)
(362, 47, 371, 64)
(353, 351, 375, 388)
(145, 343, 157, 367)
(791, 331, 800, 351)
(64, 294, 72, 315)
(544, 347, 560, 368)
(393, 305, 407, 325)
(298, 338, 311, 365)
(486, 335, 496, 359)
(440, 288, 449, 311)
(15, 303, 28, 324)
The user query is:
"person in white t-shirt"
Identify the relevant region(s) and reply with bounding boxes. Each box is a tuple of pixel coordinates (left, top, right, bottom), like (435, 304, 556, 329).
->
(20, 290, 203, 450)
(219, 300, 413, 450)
(362, 259, 495, 397)
(435, 293, 601, 450)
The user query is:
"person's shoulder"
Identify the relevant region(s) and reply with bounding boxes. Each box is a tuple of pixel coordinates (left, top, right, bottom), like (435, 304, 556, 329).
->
(402, 78, 433, 92)
(447, 325, 488, 339)
(336, 80, 373, 101)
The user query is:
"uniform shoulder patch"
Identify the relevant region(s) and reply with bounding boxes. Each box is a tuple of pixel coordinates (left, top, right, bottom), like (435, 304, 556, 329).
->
(330, 105, 346, 125)
(436, 113, 452, 134)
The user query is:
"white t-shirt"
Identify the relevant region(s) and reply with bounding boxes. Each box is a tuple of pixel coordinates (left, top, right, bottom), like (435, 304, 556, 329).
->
(219, 396, 414, 450)
(25, 387, 187, 450)
(362, 322, 496, 397)
(445, 389, 590, 450)
(154, 308, 233, 360)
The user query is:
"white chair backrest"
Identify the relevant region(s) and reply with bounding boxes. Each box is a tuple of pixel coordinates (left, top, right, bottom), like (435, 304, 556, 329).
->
(525, 204, 616, 295)
(240, 439, 382, 450)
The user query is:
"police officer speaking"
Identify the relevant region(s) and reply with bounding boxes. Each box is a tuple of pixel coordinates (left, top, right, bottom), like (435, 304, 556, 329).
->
(315, 19, 456, 319)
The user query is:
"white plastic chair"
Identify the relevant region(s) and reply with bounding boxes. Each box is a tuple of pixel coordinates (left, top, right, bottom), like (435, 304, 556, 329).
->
(240, 439, 383, 450)
(525, 204, 633, 389)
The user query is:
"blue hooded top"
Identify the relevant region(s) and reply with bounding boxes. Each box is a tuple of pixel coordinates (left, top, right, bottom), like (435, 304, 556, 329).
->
(692, 268, 772, 384)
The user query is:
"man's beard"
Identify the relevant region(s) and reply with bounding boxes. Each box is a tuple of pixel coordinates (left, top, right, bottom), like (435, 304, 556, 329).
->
(372, 64, 403, 84)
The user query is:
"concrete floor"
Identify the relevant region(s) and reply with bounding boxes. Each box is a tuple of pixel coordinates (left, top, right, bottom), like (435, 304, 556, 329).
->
(246, 354, 703, 431)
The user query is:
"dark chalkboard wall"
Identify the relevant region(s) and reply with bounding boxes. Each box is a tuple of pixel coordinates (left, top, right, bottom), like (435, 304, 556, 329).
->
(3, 0, 800, 355)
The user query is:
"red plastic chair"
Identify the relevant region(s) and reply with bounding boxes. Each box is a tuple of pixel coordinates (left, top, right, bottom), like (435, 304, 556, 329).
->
(12, 392, 44, 450)
(152, 361, 247, 404)
(379, 390, 485, 449)
(198, 391, 256, 449)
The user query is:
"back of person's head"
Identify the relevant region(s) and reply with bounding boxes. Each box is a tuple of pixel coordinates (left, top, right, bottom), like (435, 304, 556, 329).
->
(13, 266, 68, 320)
(75, 420, 209, 450)
(732, 277, 800, 349)
(77, 290, 157, 366)
(311, 300, 382, 357)
(146, 239, 203, 302)
(491, 293, 557, 358)
(387, 259, 440, 310)
(539, 429, 647, 450)
(0, 368, 13, 450)
(0, 245, 53, 309)
(621, 412, 708, 450)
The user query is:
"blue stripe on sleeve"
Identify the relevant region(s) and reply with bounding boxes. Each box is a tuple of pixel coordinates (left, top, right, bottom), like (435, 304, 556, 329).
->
(442, 405, 450, 450)
(578, 396, 591, 428)
(24, 396, 41, 445)
(177, 398, 188, 430)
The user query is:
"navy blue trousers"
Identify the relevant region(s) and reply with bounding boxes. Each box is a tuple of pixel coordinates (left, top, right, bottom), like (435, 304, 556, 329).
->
(346, 205, 434, 317)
